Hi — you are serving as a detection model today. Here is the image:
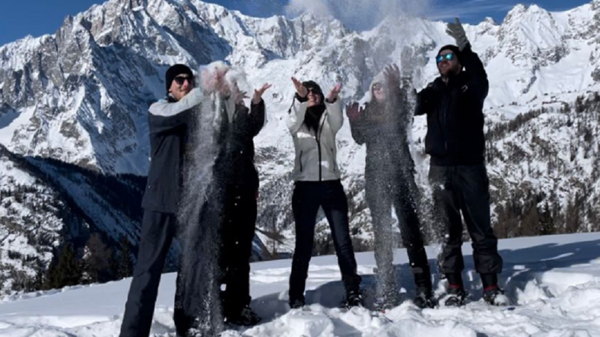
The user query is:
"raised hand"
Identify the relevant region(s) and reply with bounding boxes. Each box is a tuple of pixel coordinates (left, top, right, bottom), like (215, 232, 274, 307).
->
(252, 83, 272, 104)
(327, 83, 342, 102)
(446, 17, 469, 51)
(291, 77, 308, 97)
(345, 102, 364, 121)
(235, 90, 249, 105)
(383, 64, 401, 88)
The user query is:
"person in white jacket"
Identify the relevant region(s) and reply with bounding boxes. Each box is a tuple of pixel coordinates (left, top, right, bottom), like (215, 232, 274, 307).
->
(286, 77, 362, 309)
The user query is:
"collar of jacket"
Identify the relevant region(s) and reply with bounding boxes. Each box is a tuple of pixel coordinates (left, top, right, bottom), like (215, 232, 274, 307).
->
(434, 71, 467, 90)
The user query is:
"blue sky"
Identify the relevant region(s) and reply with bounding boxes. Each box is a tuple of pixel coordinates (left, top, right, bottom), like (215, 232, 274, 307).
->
(0, 0, 592, 47)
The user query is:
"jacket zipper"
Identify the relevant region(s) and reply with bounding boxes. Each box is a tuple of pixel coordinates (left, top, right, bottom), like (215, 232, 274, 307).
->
(299, 150, 303, 172)
(316, 114, 327, 181)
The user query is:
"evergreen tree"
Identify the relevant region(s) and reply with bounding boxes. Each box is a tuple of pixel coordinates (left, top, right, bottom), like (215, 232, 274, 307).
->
(81, 233, 113, 284)
(45, 242, 82, 289)
(116, 235, 133, 280)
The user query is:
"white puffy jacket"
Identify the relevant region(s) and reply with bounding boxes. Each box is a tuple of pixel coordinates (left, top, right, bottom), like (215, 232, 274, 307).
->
(286, 99, 343, 181)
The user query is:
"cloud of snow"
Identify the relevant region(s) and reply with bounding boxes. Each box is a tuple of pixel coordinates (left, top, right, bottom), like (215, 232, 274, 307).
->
(427, 0, 514, 21)
(285, 0, 433, 31)
(285, 0, 331, 18)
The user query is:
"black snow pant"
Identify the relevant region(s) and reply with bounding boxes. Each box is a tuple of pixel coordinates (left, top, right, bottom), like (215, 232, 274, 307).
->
(289, 180, 362, 302)
(365, 169, 431, 298)
(120, 210, 189, 337)
(219, 184, 258, 316)
(429, 164, 503, 285)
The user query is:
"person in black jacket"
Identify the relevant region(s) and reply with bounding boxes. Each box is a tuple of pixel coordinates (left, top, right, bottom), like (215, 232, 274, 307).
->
(346, 64, 434, 309)
(415, 18, 506, 307)
(210, 66, 271, 326)
(120, 64, 202, 337)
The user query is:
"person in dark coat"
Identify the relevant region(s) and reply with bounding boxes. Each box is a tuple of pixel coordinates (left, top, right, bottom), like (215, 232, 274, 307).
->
(346, 64, 434, 309)
(415, 18, 507, 307)
(120, 64, 202, 337)
(286, 77, 363, 309)
(209, 65, 271, 326)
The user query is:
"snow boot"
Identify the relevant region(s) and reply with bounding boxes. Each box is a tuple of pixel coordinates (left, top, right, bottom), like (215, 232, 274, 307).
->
(344, 290, 364, 308)
(224, 305, 261, 326)
(483, 286, 509, 306)
(444, 286, 467, 307)
(289, 298, 306, 309)
(413, 286, 436, 309)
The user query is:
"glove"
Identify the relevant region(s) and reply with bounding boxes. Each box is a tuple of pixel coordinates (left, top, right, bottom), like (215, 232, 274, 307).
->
(345, 102, 363, 122)
(446, 18, 469, 51)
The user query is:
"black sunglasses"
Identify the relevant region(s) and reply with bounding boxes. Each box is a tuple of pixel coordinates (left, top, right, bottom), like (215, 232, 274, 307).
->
(174, 75, 194, 85)
(436, 53, 454, 64)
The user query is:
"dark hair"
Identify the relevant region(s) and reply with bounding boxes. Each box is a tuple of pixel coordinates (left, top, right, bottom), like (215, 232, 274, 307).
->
(301, 80, 325, 132)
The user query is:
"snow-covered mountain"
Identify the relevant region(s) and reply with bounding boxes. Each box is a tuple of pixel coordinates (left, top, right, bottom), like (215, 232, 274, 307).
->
(0, 0, 599, 293)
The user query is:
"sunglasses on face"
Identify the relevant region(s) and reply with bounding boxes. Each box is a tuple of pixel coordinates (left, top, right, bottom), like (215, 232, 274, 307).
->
(436, 52, 454, 64)
(174, 76, 193, 86)
(372, 83, 383, 91)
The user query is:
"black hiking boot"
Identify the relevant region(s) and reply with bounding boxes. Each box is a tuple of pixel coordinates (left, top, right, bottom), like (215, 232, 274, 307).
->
(444, 286, 467, 307)
(483, 286, 509, 306)
(413, 286, 436, 309)
(344, 290, 364, 308)
(224, 305, 261, 326)
(289, 298, 306, 309)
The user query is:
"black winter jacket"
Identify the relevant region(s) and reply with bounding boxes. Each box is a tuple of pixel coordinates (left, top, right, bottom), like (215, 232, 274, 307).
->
(213, 99, 265, 191)
(142, 89, 202, 213)
(415, 46, 489, 166)
(349, 85, 414, 183)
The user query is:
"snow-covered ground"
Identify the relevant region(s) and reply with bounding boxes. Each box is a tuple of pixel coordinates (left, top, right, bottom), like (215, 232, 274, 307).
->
(1, 232, 600, 336)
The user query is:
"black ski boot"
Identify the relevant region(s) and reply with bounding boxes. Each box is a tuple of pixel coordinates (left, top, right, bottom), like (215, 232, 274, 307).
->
(483, 286, 509, 306)
(224, 305, 261, 326)
(344, 290, 364, 308)
(444, 286, 467, 307)
(289, 298, 306, 309)
(413, 286, 436, 309)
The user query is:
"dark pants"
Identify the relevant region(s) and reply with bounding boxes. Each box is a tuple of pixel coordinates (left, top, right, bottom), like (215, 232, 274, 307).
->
(120, 211, 188, 337)
(365, 170, 431, 295)
(429, 164, 503, 277)
(219, 184, 258, 315)
(289, 180, 362, 302)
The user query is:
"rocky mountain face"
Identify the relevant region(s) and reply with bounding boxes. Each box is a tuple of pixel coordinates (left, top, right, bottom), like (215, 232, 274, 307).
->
(0, 0, 599, 293)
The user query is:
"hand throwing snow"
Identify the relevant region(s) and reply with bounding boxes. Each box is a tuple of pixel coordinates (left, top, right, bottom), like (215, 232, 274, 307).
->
(345, 102, 364, 121)
(383, 64, 401, 89)
(446, 17, 469, 51)
(327, 83, 342, 103)
(252, 83, 272, 104)
(291, 77, 308, 97)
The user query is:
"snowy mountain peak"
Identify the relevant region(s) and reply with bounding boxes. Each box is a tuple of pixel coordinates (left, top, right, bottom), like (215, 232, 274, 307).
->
(482, 16, 498, 25)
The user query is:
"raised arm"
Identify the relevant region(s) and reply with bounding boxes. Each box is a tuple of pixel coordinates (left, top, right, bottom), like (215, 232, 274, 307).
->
(325, 83, 343, 133)
(148, 88, 202, 131)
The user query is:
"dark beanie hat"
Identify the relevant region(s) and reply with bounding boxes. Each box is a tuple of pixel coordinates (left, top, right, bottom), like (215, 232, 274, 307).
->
(438, 45, 463, 64)
(165, 64, 193, 93)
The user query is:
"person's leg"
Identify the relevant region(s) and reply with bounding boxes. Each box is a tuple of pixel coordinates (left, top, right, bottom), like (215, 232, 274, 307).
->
(365, 178, 398, 307)
(120, 211, 176, 337)
(321, 181, 362, 299)
(288, 182, 321, 305)
(221, 185, 260, 323)
(394, 173, 431, 288)
(394, 173, 434, 308)
(429, 166, 465, 283)
(456, 165, 503, 289)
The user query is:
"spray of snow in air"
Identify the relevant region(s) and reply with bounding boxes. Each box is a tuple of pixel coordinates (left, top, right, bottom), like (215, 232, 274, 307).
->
(286, 0, 442, 303)
(176, 61, 250, 335)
